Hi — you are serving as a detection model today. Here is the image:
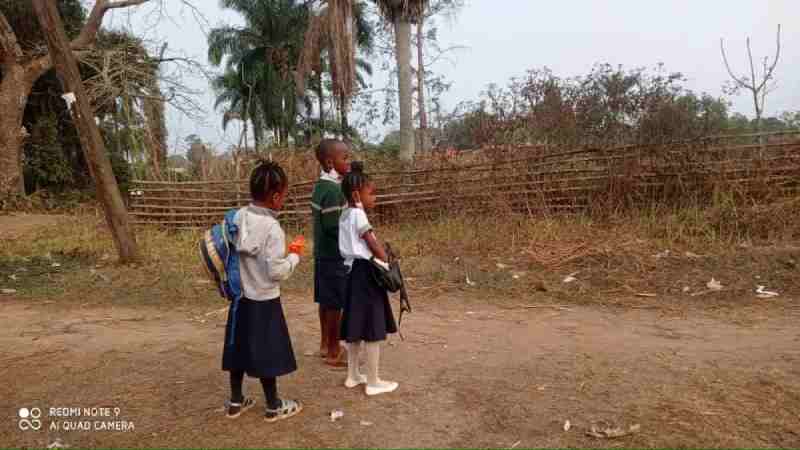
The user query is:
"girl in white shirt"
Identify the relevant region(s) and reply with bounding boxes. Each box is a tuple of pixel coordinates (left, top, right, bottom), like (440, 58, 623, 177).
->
(338, 162, 399, 396)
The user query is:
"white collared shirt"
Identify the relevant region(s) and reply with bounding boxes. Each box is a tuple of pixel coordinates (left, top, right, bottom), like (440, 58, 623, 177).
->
(338, 206, 374, 267)
(320, 168, 342, 184)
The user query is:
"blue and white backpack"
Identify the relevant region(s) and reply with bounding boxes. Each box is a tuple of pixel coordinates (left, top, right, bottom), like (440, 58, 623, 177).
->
(199, 209, 246, 346)
(199, 209, 243, 302)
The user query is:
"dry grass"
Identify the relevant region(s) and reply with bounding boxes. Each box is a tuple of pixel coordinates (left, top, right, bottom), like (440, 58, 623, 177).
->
(3, 192, 798, 318)
(0, 213, 214, 308)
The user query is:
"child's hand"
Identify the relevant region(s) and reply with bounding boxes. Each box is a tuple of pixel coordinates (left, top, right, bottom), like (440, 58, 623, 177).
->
(287, 236, 306, 255)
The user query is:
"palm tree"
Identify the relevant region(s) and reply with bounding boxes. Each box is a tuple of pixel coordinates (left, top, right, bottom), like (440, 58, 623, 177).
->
(208, 0, 309, 146)
(296, 0, 375, 139)
(342, 1, 375, 135)
(372, 0, 428, 162)
(212, 68, 265, 149)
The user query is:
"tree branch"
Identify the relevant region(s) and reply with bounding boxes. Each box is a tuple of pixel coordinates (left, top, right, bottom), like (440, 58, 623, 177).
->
(746, 37, 757, 91)
(21, 1, 152, 85)
(25, 49, 93, 85)
(72, 0, 151, 49)
(756, 24, 781, 92)
(0, 10, 24, 67)
(719, 38, 748, 88)
(24, 54, 52, 84)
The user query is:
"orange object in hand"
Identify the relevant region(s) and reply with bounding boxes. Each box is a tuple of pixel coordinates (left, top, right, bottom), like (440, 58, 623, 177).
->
(288, 236, 306, 255)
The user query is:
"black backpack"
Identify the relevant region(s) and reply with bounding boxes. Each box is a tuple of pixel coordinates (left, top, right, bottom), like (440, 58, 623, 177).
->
(370, 242, 412, 332)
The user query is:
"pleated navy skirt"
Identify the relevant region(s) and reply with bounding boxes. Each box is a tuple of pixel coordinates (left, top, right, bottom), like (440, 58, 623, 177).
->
(340, 259, 397, 343)
(222, 297, 297, 378)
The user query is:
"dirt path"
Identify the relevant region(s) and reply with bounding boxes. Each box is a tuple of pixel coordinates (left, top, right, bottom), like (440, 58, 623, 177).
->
(1, 296, 799, 448)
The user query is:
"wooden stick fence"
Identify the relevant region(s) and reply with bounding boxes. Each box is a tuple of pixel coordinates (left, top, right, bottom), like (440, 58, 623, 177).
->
(128, 134, 800, 230)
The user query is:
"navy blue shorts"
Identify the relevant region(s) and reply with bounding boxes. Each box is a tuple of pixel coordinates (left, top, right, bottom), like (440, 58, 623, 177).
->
(314, 258, 347, 310)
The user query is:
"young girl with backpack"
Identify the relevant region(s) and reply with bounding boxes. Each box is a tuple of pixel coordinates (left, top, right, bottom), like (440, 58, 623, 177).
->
(222, 160, 306, 421)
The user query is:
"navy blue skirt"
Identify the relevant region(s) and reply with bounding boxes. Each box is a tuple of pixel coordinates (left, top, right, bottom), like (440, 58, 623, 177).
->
(314, 258, 347, 310)
(340, 259, 397, 343)
(222, 297, 297, 378)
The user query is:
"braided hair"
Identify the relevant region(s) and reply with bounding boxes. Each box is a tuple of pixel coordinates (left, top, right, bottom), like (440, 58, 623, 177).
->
(249, 160, 288, 202)
(341, 161, 369, 204)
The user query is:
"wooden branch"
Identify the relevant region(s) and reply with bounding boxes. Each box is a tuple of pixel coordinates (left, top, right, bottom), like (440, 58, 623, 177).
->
(756, 24, 781, 92)
(746, 37, 758, 92)
(0, 10, 23, 66)
(22, 35, 96, 85)
(760, 57, 769, 114)
(24, 54, 53, 85)
(720, 38, 749, 88)
(72, 0, 151, 50)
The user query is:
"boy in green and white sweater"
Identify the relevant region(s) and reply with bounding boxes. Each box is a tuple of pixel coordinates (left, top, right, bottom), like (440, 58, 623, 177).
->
(311, 139, 351, 367)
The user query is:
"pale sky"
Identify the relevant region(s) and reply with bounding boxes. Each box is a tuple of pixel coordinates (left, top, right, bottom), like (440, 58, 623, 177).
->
(106, 0, 799, 154)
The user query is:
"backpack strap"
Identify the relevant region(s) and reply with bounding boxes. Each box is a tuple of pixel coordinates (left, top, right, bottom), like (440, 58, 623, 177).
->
(223, 208, 243, 347)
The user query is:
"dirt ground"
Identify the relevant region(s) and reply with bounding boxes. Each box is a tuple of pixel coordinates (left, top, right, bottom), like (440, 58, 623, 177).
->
(2, 213, 800, 448)
(1, 294, 799, 448)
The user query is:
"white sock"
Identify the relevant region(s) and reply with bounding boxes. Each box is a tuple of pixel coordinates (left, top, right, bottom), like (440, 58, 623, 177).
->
(365, 341, 380, 386)
(364, 341, 398, 395)
(347, 341, 362, 381)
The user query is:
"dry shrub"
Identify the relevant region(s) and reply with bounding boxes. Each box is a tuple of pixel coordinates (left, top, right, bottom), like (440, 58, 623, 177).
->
(3, 187, 799, 308)
(620, 193, 800, 249)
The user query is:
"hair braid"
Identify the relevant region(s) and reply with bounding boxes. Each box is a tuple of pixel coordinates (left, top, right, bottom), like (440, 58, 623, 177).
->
(250, 160, 288, 202)
(341, 161, 369, 204)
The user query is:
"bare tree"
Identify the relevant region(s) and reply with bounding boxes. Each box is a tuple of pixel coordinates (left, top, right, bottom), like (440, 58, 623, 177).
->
(415, 0, 462, 152)
(32, 0, 139, 263)
(0, 0, 195, 199)
(720, 24, 781, 134)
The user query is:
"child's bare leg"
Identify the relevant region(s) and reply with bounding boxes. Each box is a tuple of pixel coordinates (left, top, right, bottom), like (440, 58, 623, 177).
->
(365, 341, 398, 396)
(318, 305, 328, 357)
(327, 310, 342, 356)
(324, 310, 346, 367)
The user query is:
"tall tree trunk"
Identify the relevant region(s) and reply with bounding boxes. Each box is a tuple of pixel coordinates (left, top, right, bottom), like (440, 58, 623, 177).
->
(416, 17, 431, 153)
(752, 90, 762, 133)
(252, 120, 263, 150)
(280, 126, 289, 147)
(143, 84, 167, 179)
(394, 17, 414, 162)
(33, 0, 138, 263)
(753, 93, 764, 153)
(0, 67, 28, 197)
(416, 19, 427, 129)
(339, 92, 349, 137)
(317, 75, 325, 135)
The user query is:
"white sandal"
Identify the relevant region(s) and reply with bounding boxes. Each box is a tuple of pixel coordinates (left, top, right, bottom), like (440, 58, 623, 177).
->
(264, 399, 303, 423)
